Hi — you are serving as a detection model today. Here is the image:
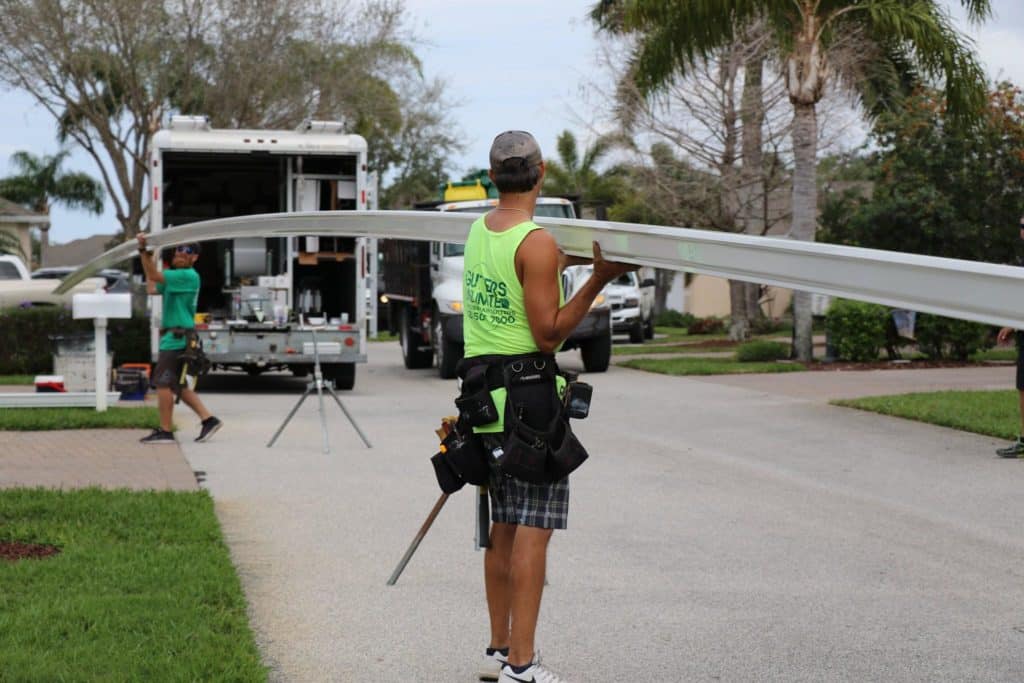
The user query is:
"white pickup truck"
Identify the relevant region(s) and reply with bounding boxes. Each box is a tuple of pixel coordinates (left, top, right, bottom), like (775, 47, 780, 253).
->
(0, 254, 106, 309)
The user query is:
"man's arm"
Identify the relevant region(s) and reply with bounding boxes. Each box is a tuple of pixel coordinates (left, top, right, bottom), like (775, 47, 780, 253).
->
(136, 233, 165, 286)
(520, 233, 635, 354)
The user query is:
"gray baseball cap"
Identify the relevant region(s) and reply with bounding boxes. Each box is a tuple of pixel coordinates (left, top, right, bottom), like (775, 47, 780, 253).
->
(489, 130, 543, 169)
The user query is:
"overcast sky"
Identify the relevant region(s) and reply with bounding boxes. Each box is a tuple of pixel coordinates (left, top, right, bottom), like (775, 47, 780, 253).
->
(1, 0, 1022, 246)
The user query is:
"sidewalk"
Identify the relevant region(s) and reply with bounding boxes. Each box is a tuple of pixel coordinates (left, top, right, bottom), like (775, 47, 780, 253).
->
(0, 429, 198, 491)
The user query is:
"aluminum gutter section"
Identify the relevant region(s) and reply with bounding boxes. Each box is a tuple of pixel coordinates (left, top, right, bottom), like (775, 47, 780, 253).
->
(56, 210, 1024, 329)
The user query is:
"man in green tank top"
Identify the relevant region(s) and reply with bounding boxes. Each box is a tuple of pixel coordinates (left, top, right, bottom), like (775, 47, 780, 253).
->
(469, 131, 636, 683)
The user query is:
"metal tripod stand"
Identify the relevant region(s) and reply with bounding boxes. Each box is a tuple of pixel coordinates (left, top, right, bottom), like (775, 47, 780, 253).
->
(267, 327, 372, 453)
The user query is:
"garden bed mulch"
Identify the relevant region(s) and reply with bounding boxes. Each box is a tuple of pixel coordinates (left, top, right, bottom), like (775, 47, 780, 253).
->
(0, 540, 61, 561)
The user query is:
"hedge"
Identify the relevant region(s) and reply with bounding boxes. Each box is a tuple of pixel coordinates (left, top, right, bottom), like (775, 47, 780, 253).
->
(915, 314, 994, 360)
(0, 307, 151, 375)
(825, 299, 888, 362)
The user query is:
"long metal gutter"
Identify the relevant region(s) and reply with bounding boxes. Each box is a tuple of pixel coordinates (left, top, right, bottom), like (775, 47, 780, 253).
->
(55, 210, 1024, 328)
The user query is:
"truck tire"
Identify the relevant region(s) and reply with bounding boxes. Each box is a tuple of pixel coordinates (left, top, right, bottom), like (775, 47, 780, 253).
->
(433, 312, 463, 380)
(400, 308, 433, 369)
(323, 363, 356, 390)
(580, 333, 612, 373)
(644, 314, 655, 340)
(629, 319, 645, 344)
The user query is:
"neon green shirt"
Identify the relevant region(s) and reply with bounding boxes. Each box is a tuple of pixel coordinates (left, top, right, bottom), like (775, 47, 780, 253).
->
(156, 268, 200, 351)
(463, 216, 564, 432)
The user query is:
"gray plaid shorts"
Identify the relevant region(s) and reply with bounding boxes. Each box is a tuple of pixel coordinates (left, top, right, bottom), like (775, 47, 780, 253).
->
(481, 435, 569, 530)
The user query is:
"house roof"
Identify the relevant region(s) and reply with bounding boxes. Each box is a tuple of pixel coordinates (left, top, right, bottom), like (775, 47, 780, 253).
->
(0, 197, 48, 224)
(43, 233, 120, 267)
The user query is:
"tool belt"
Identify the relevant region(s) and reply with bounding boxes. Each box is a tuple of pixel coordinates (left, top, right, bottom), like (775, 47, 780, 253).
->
(162, 328, 212, 400)
(430, 352, 593, 491)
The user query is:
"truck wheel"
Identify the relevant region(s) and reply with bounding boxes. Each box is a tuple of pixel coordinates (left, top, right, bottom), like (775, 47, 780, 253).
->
(644, 314, 655, 340)
(323, 363, 356, 390)
(580, 333, 612, 373)
(433, 313, 463, 380)
(629, 319, 645, 344)
(400, 308, 434, 369)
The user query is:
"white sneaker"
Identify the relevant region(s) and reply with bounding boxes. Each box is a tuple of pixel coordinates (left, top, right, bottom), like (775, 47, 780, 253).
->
(479, 648, 509, 681)
(497, 652, 566, 683)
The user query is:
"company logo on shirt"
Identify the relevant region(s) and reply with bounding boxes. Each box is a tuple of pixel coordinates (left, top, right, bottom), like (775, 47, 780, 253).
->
(465, 267, 515, 326)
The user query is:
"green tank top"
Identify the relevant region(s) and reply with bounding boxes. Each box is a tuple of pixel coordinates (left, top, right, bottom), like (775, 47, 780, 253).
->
(463, 215, 565, 433)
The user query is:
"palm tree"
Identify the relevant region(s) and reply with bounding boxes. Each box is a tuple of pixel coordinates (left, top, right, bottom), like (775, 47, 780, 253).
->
(0, 149, 104, 263)
(543, 130, 623, 216)
(593, 0, 991, 359)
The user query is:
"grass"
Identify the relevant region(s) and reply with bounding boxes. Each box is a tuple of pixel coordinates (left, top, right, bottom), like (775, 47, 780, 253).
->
(833, 390, 1020, 440)
(370, 331, 398, 343)
(0, 488, 267, 681)
(0, 375, 34, 385)
(0, 407, 161, 431)
(620, 356, 806, 376)
(613, 342, 736, 356)
(971, 348, 1018, 362)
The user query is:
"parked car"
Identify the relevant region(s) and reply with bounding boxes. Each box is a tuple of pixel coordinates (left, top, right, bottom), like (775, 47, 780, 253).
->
(0, 255, 107, 308)
(603, 270, 656, 343)
(31, 266, 131, 292)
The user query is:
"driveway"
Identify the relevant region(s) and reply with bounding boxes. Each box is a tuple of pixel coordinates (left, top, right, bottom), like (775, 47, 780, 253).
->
(181, 344, 1024, 681)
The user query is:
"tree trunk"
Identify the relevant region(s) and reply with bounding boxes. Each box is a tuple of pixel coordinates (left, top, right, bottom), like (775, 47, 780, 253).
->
(739, 51, 766, 332)
(790, 101, 819, 360)
(728, 280, 749, 340)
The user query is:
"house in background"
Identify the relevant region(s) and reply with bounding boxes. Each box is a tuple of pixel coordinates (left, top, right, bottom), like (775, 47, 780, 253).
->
(0, 197, 48, 265)
(42, 233, 119, 268)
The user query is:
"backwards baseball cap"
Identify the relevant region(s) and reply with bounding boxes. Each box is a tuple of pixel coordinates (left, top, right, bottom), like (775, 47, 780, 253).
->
(489, 130, 543, 169)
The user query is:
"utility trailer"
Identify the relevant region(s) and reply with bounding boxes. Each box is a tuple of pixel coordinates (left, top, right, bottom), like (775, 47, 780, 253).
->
(148, 116, 372, 389)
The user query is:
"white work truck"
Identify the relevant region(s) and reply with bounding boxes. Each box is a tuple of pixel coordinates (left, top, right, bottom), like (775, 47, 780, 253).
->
(148, 116, 372, 389)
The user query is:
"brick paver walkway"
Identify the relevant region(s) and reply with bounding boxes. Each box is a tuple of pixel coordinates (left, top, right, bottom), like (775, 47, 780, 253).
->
(0, 429, 198, 491)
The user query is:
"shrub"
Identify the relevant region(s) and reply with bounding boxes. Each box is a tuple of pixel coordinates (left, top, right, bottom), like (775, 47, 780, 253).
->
(656, 309, 695, 328)
(0, 306, 151, 375)
(736, 340, 789, 362)
(915, 314, 995, 360)
(687, 316, 725, 335)
(749, 317, 787, 335)
(825, 299, 888, 362)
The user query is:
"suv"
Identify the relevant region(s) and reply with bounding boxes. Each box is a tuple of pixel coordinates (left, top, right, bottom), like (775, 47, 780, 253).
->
(604, 271, 655, 343)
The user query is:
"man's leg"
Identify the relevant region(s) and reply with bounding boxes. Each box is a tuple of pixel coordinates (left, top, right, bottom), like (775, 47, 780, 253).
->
(178, 388, 212, 422)
(157, 386, 175, 432)
(1018, 390, 1024, 435)
(485, 522, 517, 650)
(506, 525, 554, 667)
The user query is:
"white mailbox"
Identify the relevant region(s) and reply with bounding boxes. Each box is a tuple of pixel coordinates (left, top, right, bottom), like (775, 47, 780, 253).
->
(72, 292, 131, 320)
(71, 292, 132, 411)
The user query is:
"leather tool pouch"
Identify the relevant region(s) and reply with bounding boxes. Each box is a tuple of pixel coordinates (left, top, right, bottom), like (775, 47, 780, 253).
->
(430, 421, 489, 494)
(454, 364, 499, 427)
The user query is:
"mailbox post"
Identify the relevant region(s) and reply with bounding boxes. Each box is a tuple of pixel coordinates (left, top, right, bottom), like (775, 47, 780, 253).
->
(72, 292, 132, 412)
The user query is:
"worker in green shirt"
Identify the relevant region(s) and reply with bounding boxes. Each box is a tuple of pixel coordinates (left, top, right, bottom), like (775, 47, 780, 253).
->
(137, 232, 221, 445)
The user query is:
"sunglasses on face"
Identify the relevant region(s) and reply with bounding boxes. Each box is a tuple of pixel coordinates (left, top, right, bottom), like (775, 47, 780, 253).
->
(175, 245, 197, 255)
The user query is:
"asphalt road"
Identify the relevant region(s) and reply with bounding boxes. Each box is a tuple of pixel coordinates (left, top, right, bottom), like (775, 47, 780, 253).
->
(181, 343, 1024, 682)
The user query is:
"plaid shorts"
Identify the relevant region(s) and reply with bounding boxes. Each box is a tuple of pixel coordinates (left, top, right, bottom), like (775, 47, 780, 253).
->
(481, 435, 569, 530)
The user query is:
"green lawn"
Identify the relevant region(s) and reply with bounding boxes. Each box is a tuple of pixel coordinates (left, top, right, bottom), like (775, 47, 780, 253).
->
(0, 375, 34, 385)
(620, 356, 806, 376)
(369, 331, 398, 343)
(971, 348, 1018, 362)
(0, 488, 267, 681)
(613, 342, 737, 356)
(0, 407, 161, 431)
(833, 390, 1019, 440)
